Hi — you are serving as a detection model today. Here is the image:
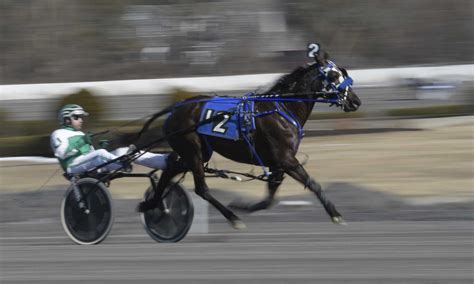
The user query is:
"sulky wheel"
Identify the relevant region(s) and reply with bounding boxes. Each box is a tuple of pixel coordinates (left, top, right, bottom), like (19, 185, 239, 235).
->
(141, 183, 194, 243)
(61, 178, 114, 245)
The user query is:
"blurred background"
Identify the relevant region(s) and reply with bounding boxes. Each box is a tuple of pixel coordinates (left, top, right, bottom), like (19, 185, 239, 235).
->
(0, 0, 473, 157)
(0, 0, 474, 153)
(1, 2, 473, 283)
(1, 0, 473, 83)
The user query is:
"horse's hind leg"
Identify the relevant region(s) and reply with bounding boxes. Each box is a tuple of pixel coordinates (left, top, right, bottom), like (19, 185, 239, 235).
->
(229, 169, 284, 212)
(137, 156, 186, 212)
(283, 159, 346, 225)
(190, 160, 247, 230)
(155, 155, 187, 190)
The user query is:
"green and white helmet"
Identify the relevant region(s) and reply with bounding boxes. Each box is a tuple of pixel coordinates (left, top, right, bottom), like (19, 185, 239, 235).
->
(58, 104, 89, 124)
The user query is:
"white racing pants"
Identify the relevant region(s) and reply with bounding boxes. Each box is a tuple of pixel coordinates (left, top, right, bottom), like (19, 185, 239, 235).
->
(67, 148, 169, 174)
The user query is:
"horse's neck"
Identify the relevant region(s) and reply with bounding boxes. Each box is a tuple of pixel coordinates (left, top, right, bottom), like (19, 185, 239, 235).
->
(281, 100, 315, 127)
(267, 64, 319, 127)
(281, 76, 318, 127)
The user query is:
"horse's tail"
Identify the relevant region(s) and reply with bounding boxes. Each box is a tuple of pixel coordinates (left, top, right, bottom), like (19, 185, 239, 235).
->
(137, 104, 176, 139)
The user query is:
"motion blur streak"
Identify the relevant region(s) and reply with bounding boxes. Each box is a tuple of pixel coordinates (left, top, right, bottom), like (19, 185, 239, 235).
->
(1, 1, 473, 284)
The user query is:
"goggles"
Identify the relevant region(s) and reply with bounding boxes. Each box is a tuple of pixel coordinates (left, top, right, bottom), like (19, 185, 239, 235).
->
(71, 115, 85, 120)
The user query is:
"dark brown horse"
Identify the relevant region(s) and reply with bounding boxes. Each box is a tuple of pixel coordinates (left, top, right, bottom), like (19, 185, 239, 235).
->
(138, 51, 361, 229)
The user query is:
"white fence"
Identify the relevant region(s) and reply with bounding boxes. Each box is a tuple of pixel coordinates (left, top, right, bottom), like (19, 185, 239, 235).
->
(1, 64, 472, 101)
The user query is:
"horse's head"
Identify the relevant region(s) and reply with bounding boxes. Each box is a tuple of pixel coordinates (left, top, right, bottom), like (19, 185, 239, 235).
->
(312, 52, 361, 112)
(267, 47, 361, 112)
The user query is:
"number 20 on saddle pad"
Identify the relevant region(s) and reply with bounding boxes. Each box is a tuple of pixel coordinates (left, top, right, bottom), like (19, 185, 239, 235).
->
(197, 97, 256, 141)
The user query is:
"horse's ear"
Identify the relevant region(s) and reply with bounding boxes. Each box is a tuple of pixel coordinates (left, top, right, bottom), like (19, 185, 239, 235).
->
(340, 67, 348, 77)
(314, 52, 327, 66)
(323, 51, 330, 60)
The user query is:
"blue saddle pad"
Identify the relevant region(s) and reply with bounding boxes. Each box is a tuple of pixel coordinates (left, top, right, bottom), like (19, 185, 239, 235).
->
(197, 97, 255, 140)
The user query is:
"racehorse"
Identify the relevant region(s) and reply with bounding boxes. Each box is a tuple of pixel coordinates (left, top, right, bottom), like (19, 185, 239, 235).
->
(137, 50, 361, 229)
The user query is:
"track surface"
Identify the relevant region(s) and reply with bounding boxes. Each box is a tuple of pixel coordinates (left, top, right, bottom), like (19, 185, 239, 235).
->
(2, 122, 473, 283)
(1, 184, 473, 284)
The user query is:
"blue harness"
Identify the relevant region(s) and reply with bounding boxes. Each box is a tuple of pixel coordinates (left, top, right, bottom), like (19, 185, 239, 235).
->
(176, 62, 354, 177)
(197, 93, 303, 142)
(197, 93, 304, 176)
(197, 97, 256, 141)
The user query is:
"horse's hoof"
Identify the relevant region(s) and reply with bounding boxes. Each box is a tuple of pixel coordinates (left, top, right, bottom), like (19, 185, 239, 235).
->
(230, 219, 247, 230)
(331, 216, 347, 225)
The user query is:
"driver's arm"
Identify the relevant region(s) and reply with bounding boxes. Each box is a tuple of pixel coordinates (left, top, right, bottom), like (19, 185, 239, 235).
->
(51, 134, 78, 160)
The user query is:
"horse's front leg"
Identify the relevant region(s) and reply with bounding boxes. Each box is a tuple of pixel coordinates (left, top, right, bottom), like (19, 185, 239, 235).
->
(229, 169, 284, 212)
(283, 159, 346, 225)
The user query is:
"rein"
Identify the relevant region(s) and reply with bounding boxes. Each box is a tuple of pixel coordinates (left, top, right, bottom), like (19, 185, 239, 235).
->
(137, 90, 342, 139)
(87, 111, 233, 184)
(93, 88, 346, 179)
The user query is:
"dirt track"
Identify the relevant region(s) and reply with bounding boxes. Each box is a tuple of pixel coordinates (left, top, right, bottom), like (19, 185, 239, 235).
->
(1, 118, 473, 284)
(0, 120, 472, 202)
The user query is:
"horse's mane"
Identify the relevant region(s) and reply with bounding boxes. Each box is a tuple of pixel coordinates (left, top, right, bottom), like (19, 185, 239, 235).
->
(265, 63, 315, 95)
(139, 63, 316, 138)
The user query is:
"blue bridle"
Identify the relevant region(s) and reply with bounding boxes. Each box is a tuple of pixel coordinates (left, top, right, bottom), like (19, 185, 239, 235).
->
(318, 60, 354, 93)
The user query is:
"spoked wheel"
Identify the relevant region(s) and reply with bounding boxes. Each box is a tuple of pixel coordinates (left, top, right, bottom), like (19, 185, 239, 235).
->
(141, 183, 194, 243)
(61, 178, 114, 245)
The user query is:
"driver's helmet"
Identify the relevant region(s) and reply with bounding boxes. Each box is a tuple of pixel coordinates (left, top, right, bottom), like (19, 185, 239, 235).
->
(58, 104, 89, 125)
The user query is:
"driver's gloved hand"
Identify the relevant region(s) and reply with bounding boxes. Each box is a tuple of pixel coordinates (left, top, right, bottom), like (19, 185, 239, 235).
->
(98, 139, 110, 149)
(84, 133, 93, 145)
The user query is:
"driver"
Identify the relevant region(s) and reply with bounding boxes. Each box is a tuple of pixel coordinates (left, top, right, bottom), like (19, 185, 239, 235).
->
(50, 104, 173, 174)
